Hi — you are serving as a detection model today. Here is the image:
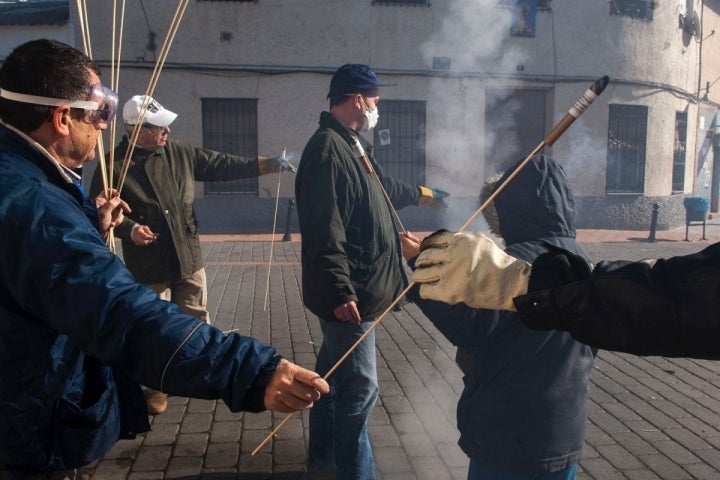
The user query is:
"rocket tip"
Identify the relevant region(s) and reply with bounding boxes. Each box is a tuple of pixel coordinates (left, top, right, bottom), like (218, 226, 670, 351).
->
(591, 76, 610, 95)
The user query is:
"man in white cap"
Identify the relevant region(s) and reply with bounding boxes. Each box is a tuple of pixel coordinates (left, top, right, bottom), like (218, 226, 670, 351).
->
(90, 95, 294, 414)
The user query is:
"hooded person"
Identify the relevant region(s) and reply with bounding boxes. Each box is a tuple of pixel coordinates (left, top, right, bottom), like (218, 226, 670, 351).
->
(400, 155, 597, 480)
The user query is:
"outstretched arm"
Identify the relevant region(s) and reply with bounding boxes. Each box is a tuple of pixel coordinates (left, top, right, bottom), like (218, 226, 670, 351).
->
(516, 243, 720, 359)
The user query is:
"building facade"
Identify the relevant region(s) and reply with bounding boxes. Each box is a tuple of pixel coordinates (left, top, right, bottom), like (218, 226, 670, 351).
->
(3, 0, 720, 231)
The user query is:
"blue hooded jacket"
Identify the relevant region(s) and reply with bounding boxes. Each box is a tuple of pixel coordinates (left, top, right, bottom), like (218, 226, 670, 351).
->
(408, 155, 596, 474)
(0, 123, 279, 475)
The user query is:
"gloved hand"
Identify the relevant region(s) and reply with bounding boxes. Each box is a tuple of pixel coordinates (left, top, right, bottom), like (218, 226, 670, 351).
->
(418, 186, 449, 209)
(258, 155, 297, 175)
(411, 230, 531, 311)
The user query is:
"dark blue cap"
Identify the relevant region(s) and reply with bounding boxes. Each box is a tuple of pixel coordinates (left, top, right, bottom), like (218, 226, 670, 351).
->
(327, 64, 393, 99)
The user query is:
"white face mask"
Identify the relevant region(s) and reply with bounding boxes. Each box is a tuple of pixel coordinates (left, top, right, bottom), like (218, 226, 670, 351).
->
(361, 106, 379, 132)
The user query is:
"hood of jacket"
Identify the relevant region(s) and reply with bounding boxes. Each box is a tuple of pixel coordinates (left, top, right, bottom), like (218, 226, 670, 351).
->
(481, 154, 576, 246)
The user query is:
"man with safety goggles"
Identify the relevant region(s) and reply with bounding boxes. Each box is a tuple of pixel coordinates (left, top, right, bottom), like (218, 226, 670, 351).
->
(0, 39, 328, 480)
(0, 81, 118, 127)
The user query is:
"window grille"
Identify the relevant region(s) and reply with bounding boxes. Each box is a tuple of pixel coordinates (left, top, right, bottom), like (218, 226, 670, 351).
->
(610, 0, 653, 20)
(372, 100, 427, 185)
(497, 0, 550, 10)
(202, 98, 259, 196)
(673, 111, 687, 193)
(606, 104, 647, 194)
(372, 0, 430, 5)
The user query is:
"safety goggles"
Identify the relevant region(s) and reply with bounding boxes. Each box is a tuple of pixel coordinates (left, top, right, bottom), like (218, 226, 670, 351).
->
(140, 123, 170, 135)
(0, 83, 118, 126)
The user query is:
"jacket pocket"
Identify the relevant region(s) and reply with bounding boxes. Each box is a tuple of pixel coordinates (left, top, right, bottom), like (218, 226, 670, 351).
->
(52, 361, 120, 469)
(349, 243, 389, 284)
(183, 203, 199, 236)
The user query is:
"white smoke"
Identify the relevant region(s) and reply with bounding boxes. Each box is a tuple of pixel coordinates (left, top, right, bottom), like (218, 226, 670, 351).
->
(419, 0, 529, 230)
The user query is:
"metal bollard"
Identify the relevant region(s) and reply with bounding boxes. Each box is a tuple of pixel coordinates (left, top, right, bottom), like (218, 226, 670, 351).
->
(647, 203, 659, 243)
(282, 199, 295, 242)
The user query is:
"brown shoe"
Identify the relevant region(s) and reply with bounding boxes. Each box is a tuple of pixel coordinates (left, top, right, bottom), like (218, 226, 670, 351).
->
(146, 391, 168, 415)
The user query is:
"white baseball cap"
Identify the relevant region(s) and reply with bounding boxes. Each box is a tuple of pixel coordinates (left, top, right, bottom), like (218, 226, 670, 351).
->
(122, 95, 177, 127)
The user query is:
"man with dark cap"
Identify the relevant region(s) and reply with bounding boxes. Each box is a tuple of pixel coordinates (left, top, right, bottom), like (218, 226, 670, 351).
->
(295, 64, 449, 479)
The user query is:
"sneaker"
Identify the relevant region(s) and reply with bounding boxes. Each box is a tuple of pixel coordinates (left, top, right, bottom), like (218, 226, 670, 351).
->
(146, 391, 168, 415)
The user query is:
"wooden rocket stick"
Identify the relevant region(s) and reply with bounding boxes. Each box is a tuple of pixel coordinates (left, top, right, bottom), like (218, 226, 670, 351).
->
(264, 149, 286, 311)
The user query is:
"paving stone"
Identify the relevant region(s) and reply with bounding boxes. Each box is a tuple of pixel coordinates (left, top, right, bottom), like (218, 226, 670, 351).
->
(166, 456, 203, 478)
(609, 431, 658, 456)
(205, 442, 240, 469)
(132, 445, 172, 472)
(89, 458, 132, 480)
(399, 432, 439, 460)
(595, 444, 646, 470)
(178, 412, 213, 435)
(175, 433, 209, 457)
(125, 473, 163, 480)
(623, 469, 663, 480)
(210, 421, 242, 443)
(374, 446, 412, 474)
(143, 422, 179, 446)
(274, 437, 306, 465)
(638, 454, 694, 479)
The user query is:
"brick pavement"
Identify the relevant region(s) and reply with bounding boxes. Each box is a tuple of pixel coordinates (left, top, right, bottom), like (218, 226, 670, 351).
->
(86, 224, 720, 480)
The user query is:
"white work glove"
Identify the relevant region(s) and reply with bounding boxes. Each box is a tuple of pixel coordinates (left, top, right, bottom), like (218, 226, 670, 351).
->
(411, 231, 531, 311)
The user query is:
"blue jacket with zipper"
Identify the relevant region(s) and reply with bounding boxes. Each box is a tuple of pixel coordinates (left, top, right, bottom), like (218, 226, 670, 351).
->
(0, 123, 279, 475)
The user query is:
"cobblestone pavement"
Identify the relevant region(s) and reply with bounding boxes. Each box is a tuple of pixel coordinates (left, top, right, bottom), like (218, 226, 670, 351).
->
(86, 228, 720, 480)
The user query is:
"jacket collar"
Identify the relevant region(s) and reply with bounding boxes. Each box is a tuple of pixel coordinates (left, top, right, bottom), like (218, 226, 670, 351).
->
(319, 111, 373, 154)
(0, 119, 80, 187)
(0, 121, 84, 201)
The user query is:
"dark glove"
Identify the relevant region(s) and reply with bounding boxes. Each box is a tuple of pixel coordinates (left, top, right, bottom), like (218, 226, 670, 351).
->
(528, 246, 593, 293)
(418, 186, 449, 209)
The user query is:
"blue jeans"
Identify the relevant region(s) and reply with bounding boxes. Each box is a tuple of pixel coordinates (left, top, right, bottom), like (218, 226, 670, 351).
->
(309, 317, 379, 480)
(468, 461, 578, 480)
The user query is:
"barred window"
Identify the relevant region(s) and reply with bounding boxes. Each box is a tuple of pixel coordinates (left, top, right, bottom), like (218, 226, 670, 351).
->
(372, 0, 430, 5)
(610, 0, 653, 20)
(606, 104, 647, 194)
(673, 111, 687, 193)
(497, 0, 550, 10)
(372, 100, 427, 185)
(202, 98, 259, 196)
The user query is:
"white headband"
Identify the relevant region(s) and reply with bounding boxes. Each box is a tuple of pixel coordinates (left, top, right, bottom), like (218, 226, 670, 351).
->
(0, 87, 99, 110)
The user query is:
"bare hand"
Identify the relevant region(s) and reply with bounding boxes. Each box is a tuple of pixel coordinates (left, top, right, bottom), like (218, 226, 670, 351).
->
(333, 300, 361, 325)
(95, 189, 130, 239)
(263, 359, 330, 412)
(131, 224, 158, 246)
(399, 232, 422, 261)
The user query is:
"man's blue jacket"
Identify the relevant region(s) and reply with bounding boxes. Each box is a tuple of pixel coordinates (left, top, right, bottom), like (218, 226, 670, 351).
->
(0, 123, 279, 475)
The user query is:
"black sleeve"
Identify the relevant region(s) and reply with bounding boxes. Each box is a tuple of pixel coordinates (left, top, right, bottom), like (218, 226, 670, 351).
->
(515, 242, 720, 359)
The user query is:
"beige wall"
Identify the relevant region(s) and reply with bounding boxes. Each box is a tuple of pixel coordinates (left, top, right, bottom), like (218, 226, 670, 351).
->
(57, 0, 719, 222)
